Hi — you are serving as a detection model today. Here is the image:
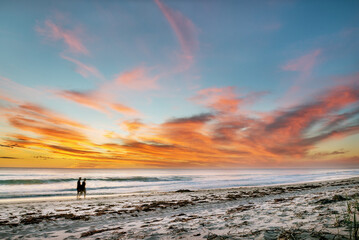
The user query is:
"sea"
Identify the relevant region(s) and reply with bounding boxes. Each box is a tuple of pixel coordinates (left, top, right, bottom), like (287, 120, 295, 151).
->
(0, 168, 358, 200)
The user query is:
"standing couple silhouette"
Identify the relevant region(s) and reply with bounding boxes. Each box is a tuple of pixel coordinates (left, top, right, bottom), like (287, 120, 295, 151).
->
(77, 177, 86, 199)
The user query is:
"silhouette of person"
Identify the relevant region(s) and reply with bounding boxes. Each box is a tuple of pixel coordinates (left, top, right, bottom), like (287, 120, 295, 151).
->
(82, 178, 87, 198)
(77, 177, 82, 199)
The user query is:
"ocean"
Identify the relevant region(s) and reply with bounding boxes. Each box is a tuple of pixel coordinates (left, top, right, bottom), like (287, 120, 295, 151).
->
(0, 168, 358, 200)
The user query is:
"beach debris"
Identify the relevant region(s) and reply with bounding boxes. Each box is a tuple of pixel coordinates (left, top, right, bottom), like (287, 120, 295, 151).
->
(133, 200, 194, 212)
(176, 189, 193, 192)
(206, 233, 229, 240)
(256, 227, 347, 240)
(226, 205, 254, 214)
(316, 194, 347, 204)
(80, 226, 123, 238)
(273, 196, 295, 204)
(19, 213, 90, 225)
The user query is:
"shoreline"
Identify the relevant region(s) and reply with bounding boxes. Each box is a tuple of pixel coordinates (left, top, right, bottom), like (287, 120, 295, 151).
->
(1, 176, 358, 239)
(1, 175, 357, 204)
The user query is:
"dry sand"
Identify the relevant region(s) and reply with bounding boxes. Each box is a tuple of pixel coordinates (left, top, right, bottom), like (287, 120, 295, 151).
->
(1, 177, 358, 239)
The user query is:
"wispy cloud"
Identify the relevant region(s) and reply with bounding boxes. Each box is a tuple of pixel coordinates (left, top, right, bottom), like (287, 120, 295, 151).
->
(280, 49, 322, 106)
(0, 75, 45, 104)
(57, 90, 106, 113)
(57, 89, 139, 116)
(61, 55, 104, 80)
(110, 104, 138, 116)
(114, 67, 159, 91)
(191, 87, 242, 113)
(191, 87, 266, 114)
(282, 49, 321, 74)
(36, 20, 89, 55)
(155, 0, 198, 69)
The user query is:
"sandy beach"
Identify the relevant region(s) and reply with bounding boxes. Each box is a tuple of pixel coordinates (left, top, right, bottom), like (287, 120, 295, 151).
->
(1, 177, 358, 240)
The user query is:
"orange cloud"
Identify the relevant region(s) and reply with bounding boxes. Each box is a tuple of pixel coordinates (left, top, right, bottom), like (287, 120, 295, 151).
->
(58, 90, 106, 113)
(36, 20, 89, 55)
(191, 87, 242, 113)
(8, 115, 87, 142)
(110, 104, 138, 116)
(57, 89, 139, 116)
(121, 120, 144, 133)
(114, 67, 159, 91)
(19, 103, 86, 128)
(2, 75, 359, 168)
(0, 99, 106, 163)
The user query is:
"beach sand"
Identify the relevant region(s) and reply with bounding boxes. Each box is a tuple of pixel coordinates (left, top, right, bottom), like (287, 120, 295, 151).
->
(1, 177, 358, 239)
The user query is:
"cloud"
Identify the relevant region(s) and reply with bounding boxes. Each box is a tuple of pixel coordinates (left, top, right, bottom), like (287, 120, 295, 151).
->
(0, 156, 18, 159)
(57, 90, 106, 113)
(279, 49, 323, 107)
(8, 116, 87, 142)
(110, 103, 138, 116)
(166, 113, 214, 124)
(2, 74, 359, 168)
(55, 66, 157, 116)
(0, 96, 90, 143)
(18, 103, 86, 128)
(267, 85, 359, 135)
(36, 20, 89, 55)
(155, 0, 198, 69)
(121, 120, 144, 133)
(0, 99, 106, 160)
(114, 67, 159, 91)
(57, 89, 139, 116)
(257, 84, 359, 157)
(0, 144, 18, 148)
(191, 87, 241, 113)
(0, 75, 45, 103)
(190, 87, 266, 114)
(61, 55, 104, 80)
(282, 49, 321, 74)
(309, 149, 348, 158)
(47, 145, 100, 155)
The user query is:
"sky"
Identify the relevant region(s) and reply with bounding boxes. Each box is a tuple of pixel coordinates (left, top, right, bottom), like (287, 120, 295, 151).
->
(0, 0, 358, 169)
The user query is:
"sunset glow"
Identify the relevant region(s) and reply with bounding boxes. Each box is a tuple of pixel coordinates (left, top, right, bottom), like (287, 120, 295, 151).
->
(0, 1, 358, 168)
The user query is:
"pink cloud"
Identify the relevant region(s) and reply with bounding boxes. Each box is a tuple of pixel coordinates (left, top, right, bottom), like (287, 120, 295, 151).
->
(57, 89, 139, 116)
(279, 49, 322, 106)
(191, 87, 242, 113)
(155, 0, 198, 64)
(114, 67, 159, 91)
(57, 90, 106, 113)
(282, 49, 321, 73)
(61, 55, 104, 80)
(36, 20, 89, 55)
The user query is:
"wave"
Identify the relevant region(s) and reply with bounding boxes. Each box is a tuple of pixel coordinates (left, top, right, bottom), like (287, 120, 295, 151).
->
(0, 176, 191, 185)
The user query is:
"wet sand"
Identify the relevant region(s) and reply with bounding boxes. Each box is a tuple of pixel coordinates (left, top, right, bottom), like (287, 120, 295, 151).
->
(1, 177, 358, 239)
